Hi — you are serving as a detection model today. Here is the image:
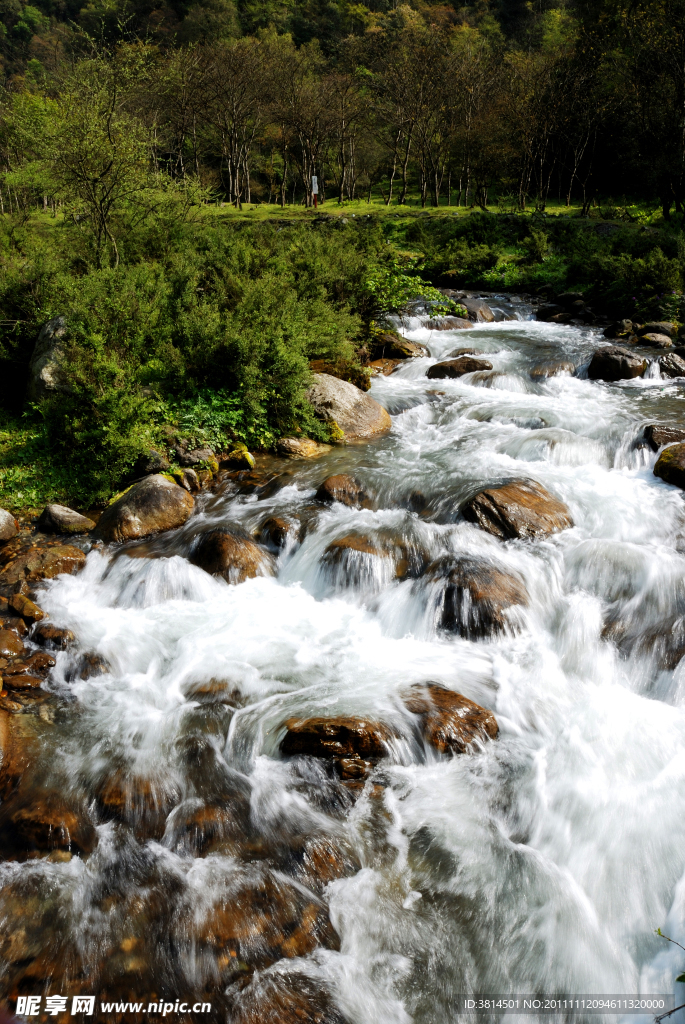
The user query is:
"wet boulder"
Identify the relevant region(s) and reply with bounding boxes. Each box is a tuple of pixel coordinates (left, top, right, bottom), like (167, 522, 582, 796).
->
(226, 973, 350, 1024)
(447, 347, 481, 358)
(424, 317, 473, 331)
(0, 543, 86, 586)
(276, 437, 332, 458)
(369, 358, 401, 376)
(95, 475, 194, 543)
(426, 357, 493, 380)
(173, 466, 200, 492)
(27, 316, 69, 402)
(0, 792, 97, 856)
(644, 424, 685, 451)
(259, 516, 301, 551)
(221, 446, 256, 470)
(640, 333, 673, 349)
(462, 298, 495, 322)
(530, 361, 575, 379)
(177, 445, 216, 467)
(0, 630, 25, 658)
(306, 373, 391, 441)
(659, 353, 685, 378)
(423, 556, 528, 638)
(371, 333, 428, 359)
(0, 709, 41, 798)
(9, 593, 45, 623)
(536, 304, 565, 321)
(322, 533, 426, 585)
(316, 474, 366, 507)
(403, 682, 498, 754)
(281, 716, 396, 779)
(190, 526, 276, 584)
(654, 442, 685, 489)
(32, 622, 75, 649)
(587, 346, 647, 382)
(462, 479, 573, 541)
(193, 865, 339, 973)
(37, 504, 94, 535)
(0, 509, 17, 542)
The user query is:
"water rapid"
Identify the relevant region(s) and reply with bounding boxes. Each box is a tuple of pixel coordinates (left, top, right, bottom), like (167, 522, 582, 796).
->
(4, 298, 685, 1024)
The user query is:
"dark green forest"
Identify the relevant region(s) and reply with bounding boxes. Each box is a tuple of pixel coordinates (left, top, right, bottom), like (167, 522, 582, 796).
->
(1, 0, 685, 509)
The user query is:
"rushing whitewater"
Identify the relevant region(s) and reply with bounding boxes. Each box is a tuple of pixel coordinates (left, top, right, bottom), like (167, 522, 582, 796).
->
(4, 298, 685, 1023)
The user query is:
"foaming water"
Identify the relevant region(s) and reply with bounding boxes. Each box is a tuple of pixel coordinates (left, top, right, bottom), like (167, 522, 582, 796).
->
(6, 304, 685, 1023)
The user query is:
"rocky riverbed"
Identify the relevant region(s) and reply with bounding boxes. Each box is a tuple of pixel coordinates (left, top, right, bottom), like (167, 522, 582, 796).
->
(3, 295, 685, 1023)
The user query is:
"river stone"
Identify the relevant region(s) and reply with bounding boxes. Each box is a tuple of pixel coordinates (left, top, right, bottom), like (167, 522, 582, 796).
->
(640, 333, 673, 349)
(604, 319, 635, 339)
(369, 358, 401, 376)
(0, 616, 27, 637)
(27, 316, 69, 402)
(226, 973, 350, 1024)
(426, 357, 493, 379)
(277, 437, 332, 458)
(190, 526, 275, 584)
(447, 347, 481, 358)
(0, 630, 25, 658)
(371, 333, 428, 358)
(259, 516, 301, 551)
(587, 346, 647, 382)
(659, 354, 685, 378)
(177, 446, 216, 467)
(530, 361, 575, 379)
(193, 866, 339, 971)
(281, 716, 396, 770)
(403, 682, 499, 754)
(424, 317, 473, 331)
(0, 544, 86, 586)
(536, 304, 565, 321)
(95, 475, 194, 543)
(306, 373, 391, 441)
(0, 509, 17, 542)
(37, 504, 94, 535)
(2, 792, 96, 855)
(462, 298, 495, 322)
(462, 479, 573, 541)
(131, 448, 170, 476)
(0, 709, 41, 799)
(9, 594, 44, 623)
(32, 622, 75, 649)
(423, 556, 528, 638)
(316, 474, 366, 507)
(4, 652, 55, 680)
(644, 425, 685, 451)
(638, 322, 677, 339)
(654, 443, 685, 489)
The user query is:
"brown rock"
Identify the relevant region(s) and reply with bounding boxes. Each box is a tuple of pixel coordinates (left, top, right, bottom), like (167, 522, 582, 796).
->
(175, 467, 200, 492)
(369, 358, 401, 376)
(370, 333, 428, 358)
(95, 475, 194, 543)
(0, 709, 39, 798)
(3, 793, 96, 855)
(259, 516, 301, 551)
(322, 533, 426, 584)
(226, 973, 349, 1024)
(530, 361, 575, 379)
(277, 438, 332, 459)
(0, 509, 18, 542)
(423, 317, 473, 331)
(462, 479, 573, 541)
(426, 357, 493, 379)
(423, 556, 528, 638)
(315, 475, 366, 507)
(9, 593, 45, 623)
(0, 630, 25, 658)
(446, 347, 481, 357)
(194, 867, 339, 972)
(640, 333, 673, 349)
(4, 652, 54, 678)
(281, 716, 395, 762)
(644, 425, 685, 451)
(587, 346, 647, 382)
(3, 674, 43, 691)
(659, 353, 685, 378)
(0, 544, 86, 586)
(190, 527, 276, 584)
(0, 615, 27, 636)
(32, 622, 76, 649)
(654, 443, 685, 489)
(306, 374, 391, 441)
(290, 834, 361, 893)
(37, 504, 95, 534)
(604, 319, 635, 338)
(403, 682, 498, 754)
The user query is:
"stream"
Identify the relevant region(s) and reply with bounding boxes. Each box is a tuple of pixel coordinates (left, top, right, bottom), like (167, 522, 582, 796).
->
(3, 296, 685, 1024)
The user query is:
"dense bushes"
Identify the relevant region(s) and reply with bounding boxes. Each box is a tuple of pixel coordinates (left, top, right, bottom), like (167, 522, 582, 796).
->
(1, 207, 685, 508)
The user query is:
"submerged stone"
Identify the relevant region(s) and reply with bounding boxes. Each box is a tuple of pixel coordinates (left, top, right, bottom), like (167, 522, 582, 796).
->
(190, 526, 276, 584)
(462, 479, 573, 541)
(423, 556, 528, 638)
(403, 682, 499, 754)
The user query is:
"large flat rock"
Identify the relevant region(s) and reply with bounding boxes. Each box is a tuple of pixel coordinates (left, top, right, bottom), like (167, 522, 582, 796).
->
(306, 373, 391, 441)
